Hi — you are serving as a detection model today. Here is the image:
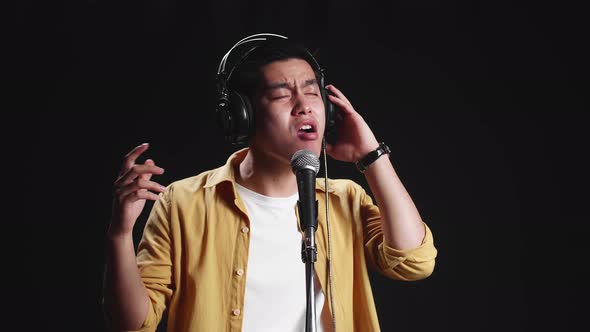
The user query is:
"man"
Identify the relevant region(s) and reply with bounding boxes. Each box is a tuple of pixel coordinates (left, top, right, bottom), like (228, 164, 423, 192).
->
(104, 35, 437, 332)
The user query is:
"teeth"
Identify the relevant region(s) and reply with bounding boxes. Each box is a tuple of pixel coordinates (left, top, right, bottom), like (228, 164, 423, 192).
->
(300, 125, 312, 130)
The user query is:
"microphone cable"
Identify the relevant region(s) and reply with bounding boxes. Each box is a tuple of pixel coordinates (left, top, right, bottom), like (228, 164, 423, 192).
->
(322, 138, 337, 332)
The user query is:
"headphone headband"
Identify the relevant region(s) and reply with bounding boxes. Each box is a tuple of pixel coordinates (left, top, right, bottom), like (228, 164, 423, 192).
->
(217, 33, 289, 76)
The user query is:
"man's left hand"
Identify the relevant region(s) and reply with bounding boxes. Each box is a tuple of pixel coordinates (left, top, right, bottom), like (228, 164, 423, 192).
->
(324, 84, 380, 163)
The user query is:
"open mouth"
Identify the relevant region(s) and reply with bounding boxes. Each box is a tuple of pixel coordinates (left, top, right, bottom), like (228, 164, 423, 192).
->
(296, 122, 319, 141)
(299, 124, 316, 133)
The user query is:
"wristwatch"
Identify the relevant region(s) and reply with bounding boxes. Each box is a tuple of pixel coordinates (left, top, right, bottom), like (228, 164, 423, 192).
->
(355, 142, 391, 173)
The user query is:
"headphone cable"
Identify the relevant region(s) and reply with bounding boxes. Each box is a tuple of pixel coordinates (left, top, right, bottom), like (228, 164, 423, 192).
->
(322, 138, 337, 332)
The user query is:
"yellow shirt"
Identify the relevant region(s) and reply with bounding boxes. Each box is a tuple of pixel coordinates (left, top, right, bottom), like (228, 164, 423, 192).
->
(130, 148, 437, 332)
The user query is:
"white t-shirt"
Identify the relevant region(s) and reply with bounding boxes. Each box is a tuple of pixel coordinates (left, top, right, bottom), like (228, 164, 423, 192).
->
(236, 183, 327, 332)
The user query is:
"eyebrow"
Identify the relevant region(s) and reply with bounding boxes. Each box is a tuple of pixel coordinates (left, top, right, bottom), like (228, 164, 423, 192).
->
(266, 78, 318, 91)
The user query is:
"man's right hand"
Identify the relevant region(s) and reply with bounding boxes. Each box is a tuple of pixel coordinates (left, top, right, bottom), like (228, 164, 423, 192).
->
(109, 143, 166, 238)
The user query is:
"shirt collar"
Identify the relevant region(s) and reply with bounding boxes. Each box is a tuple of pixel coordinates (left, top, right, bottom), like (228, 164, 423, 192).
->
(203, 147, 248, 189)
(203, 147, 334, 193)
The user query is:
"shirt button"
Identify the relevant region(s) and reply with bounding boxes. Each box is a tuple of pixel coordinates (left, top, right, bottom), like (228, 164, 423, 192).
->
(235, 268, 244, 276)
(232, 308, 241, 316)
(241, 226, 249, 233)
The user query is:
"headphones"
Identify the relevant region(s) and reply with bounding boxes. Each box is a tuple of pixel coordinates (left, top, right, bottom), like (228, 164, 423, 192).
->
(216, 33, 336, 145)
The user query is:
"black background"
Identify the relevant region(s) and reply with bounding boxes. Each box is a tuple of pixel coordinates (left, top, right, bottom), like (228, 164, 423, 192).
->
(11, 1, 589, 331)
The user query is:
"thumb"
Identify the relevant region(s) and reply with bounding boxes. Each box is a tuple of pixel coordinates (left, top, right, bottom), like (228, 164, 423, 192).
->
(140, 159, 155, 181)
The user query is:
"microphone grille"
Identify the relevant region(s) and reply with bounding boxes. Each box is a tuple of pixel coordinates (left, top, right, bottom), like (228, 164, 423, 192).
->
(290, 149, 320, 175)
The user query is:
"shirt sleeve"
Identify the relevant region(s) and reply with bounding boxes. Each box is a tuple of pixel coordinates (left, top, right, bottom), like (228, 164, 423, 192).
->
(124, 186, 175, 332)
(358, 184, 438, 281)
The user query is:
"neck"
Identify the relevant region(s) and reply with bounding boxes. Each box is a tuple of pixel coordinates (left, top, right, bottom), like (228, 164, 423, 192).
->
(236, 148, 298, 197)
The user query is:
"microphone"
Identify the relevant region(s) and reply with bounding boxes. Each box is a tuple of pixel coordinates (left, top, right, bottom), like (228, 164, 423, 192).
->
(290, 149, 320, 231)
(291, 149, 321, 331)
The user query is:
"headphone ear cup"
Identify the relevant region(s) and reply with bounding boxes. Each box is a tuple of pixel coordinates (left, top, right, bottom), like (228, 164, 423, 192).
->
(323, 88, 339, 145)
(217, 90, 254, 144)
(216, 93, 233, 141)
(315, 70, 335, 134)
(323, 88, 335, 133)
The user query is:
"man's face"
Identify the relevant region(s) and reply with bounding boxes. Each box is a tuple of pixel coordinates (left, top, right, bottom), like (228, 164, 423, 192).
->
(250, 58, 326, 162)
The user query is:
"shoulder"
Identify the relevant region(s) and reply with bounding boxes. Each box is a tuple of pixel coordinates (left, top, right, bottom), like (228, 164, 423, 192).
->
(162, 149, 244, 201)
(165, 167, 223, 198)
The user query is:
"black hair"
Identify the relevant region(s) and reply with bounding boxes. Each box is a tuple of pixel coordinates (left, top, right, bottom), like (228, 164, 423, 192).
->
(228, 39, 321, 99)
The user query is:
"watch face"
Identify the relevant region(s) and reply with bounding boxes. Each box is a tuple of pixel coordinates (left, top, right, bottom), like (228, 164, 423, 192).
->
(382, 143, 391, 154)
(356, 143, 390, 172)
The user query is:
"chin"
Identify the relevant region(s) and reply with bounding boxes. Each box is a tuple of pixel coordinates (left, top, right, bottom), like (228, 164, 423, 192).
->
(293, 141, 322, 156)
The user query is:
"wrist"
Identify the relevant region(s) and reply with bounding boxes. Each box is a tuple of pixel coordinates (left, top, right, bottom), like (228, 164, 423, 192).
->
(355, 142, 391, 173)
(357, 140, 380, 160)
(106, 224, 134, 242)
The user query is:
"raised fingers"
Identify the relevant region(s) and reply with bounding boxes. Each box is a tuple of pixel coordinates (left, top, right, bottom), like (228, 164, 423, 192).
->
(114, 163, 165, 188)
(116, 178, 167, 200)
(140, 159, 156, 181)
(120, 143, 150, 175)
(121, 189, 162, 204)
(326, 84, 352, 107)
(327, 93, 356, 116)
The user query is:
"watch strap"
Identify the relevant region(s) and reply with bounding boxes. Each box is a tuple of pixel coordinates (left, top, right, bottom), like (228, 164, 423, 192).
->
(355, 142, 391, 172)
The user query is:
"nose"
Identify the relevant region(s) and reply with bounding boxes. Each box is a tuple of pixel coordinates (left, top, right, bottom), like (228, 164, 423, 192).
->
(292, 94, 312, 116)
(298, 106, 311, 114)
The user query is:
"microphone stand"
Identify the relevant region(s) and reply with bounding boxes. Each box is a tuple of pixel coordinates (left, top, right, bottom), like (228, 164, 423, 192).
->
(299, 200, 318, 332)
(291, 150, 321, 332)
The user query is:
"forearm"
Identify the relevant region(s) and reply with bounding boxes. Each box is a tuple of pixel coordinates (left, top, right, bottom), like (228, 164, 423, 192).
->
(104, 232, 150, 330)
(323, 84, 426, 249)
(363, 156, 425, 250)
